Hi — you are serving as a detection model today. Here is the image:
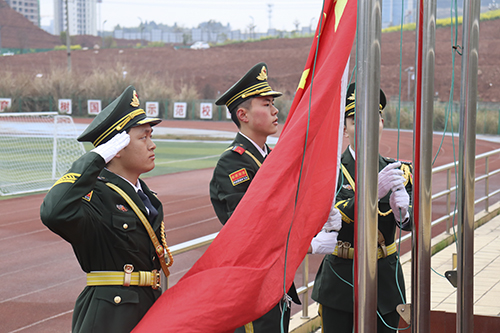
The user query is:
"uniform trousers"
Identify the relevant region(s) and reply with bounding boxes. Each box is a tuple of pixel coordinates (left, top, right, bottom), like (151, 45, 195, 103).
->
(320, 304, 401, 333)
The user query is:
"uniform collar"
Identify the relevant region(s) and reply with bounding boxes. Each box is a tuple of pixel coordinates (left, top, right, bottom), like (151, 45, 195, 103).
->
(238, 131, 268, 158)
(104, 167, 143, 193)
(348, 145, 355, 160)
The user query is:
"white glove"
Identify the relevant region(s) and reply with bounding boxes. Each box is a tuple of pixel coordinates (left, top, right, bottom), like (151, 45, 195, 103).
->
(390, 188, 410, 221)
(378, 162, 405, 199)
(324, 205, 342, 232)
(311, 206, 342, 254)
(311, 230, 339, 254)
(91, 132, 130, 163)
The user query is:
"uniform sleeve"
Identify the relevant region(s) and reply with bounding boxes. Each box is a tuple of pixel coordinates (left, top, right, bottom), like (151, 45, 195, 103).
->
(209, 151, 257, 225)
(40, 152, 105, 243)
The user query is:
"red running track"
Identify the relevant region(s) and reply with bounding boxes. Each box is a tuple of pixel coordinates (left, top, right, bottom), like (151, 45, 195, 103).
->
(1, 121, 500, 332)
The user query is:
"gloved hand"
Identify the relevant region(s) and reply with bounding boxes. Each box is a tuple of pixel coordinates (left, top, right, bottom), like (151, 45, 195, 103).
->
(378, 162, 405, 199)
(323, 205, 342, 232)
(91, 132, 130, 163)
(311, 230, 339, 254)
(390, 187, 410, 221)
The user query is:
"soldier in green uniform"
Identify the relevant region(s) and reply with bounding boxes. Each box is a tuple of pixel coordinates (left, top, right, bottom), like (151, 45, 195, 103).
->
(210, 62, 300, 332)
(312, 83, 413, 333)
(40, 86, 172, 333)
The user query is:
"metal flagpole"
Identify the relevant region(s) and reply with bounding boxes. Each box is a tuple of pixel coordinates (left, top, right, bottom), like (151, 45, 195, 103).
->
(355, 0, 381, 330)
(411, 0, 436, 332)
(457, 0, 480, 331)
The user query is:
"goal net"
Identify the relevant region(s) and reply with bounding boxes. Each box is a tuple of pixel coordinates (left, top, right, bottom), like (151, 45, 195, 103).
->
(0, 112, 86, 196)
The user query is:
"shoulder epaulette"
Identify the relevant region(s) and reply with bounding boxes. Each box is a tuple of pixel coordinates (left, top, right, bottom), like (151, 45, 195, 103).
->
(224, 145, 246, 155)
(232, 145, 246, 155)
(382, 156, 396, 163)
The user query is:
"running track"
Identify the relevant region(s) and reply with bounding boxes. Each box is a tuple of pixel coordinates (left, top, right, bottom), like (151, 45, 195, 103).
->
(2, 120, 500, 332)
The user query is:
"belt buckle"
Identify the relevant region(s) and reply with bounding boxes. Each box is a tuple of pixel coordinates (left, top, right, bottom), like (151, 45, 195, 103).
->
(152, 270, 161, 290)
(337, 241, 351, 259)
(123, 264, 134, 287)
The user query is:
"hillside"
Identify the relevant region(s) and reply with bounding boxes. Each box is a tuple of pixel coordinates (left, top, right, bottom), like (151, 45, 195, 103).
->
(0, 0, 59, 49)
(0, 13, 499, 102)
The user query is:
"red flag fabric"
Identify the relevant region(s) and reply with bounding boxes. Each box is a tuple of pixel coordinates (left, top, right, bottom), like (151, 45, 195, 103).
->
(133, 1, 356, 332)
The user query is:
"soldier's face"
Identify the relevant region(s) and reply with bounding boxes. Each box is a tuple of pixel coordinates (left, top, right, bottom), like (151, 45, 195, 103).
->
(241, 96, 279, 137)
(344, 113, 384, 150)
(120, 124, 157, 175)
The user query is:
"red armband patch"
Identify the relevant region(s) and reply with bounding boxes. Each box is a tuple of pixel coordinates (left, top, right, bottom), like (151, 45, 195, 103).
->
(229, 168, 250, 186)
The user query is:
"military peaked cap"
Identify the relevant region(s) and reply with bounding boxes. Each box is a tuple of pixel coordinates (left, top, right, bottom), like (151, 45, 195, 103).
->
(77, 86, 161, 147)
(215, 62, 282, 113)
(345, 82, 387, 118)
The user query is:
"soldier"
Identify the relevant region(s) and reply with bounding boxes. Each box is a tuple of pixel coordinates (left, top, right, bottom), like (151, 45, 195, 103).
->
(40, 86, 172, 332)
(210, 62, 300, 332)
(312, 83, 413, 333)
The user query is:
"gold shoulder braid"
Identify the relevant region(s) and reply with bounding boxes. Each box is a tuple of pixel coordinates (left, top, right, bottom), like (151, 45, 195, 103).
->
(106, 183, 173, 277)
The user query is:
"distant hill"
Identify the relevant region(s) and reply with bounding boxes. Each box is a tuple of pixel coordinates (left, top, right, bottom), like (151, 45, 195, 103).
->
(0, 0, 59, 50)
(0, 0, 142, 51)
(0, 3, 499, 103)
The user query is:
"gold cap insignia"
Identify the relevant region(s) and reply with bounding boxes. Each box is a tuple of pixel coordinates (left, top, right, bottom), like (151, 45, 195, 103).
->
(348, 92, 355, 101)
(256, 66, 268, 81)
(131, 90, 140, 107)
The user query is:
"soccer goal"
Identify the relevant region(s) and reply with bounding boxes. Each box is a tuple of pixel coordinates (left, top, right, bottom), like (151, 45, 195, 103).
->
(0, 112, 86, 196)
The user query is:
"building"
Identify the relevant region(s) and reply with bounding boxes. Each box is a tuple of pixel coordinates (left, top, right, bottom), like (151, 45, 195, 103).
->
(5, 0, 40, 27)
(54, 0, 97, 36)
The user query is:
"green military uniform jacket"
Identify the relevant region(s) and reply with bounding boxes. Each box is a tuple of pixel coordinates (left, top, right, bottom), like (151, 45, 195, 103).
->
(210, 133, 269, 225)
(312, 147, 413, 315)
(40, 151, 164, 333)
(209, 133, 300, 332)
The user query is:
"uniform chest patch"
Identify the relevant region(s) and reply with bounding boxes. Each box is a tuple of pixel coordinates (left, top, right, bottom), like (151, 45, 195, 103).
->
(116, 204, 128, 212)
(83, 191, 93, 202)
(229, 168, 250, 186)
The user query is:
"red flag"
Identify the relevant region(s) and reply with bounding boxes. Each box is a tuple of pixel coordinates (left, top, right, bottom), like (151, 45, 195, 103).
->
(134, 1, 356, 332)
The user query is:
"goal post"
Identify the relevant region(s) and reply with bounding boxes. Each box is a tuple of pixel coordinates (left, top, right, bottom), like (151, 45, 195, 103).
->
(0, 112, 86, 196)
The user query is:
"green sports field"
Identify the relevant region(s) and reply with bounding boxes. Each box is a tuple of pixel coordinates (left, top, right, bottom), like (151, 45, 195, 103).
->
(0, 138, 232, 198)
(83, 140, 231, 177)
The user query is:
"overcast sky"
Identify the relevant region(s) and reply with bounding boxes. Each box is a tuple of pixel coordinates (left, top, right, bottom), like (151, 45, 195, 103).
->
(39, 0, 325, 33)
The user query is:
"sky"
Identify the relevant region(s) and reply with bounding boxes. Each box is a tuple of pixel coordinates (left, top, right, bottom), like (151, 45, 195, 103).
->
(39, 0, 325, 33)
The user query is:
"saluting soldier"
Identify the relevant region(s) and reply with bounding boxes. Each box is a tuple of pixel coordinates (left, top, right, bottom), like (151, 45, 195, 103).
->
(40, 86, 172, 332)
(210, 62, 300, 332)
(312, 83, 413, 333)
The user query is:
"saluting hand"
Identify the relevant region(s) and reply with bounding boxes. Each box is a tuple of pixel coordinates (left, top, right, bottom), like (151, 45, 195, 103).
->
(91, 131, 131, 163)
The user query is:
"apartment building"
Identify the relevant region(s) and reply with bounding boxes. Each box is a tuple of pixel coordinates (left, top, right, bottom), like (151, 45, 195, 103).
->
(54, 0, 97, 36)
(5, 0, 40, 27)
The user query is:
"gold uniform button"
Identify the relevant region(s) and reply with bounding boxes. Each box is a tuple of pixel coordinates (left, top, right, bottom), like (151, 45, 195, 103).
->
(114, 296, 121, 304)
(122, 223, 128, 230)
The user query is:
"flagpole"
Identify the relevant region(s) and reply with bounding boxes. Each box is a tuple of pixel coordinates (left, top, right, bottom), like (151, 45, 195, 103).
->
(354, 0, 381, 331)
(411, 0, 436, 332)
(456, 0, 480, 331)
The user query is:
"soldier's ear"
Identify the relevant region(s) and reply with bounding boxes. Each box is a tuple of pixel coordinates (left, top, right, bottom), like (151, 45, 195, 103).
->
(237, 107, 248, 124)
